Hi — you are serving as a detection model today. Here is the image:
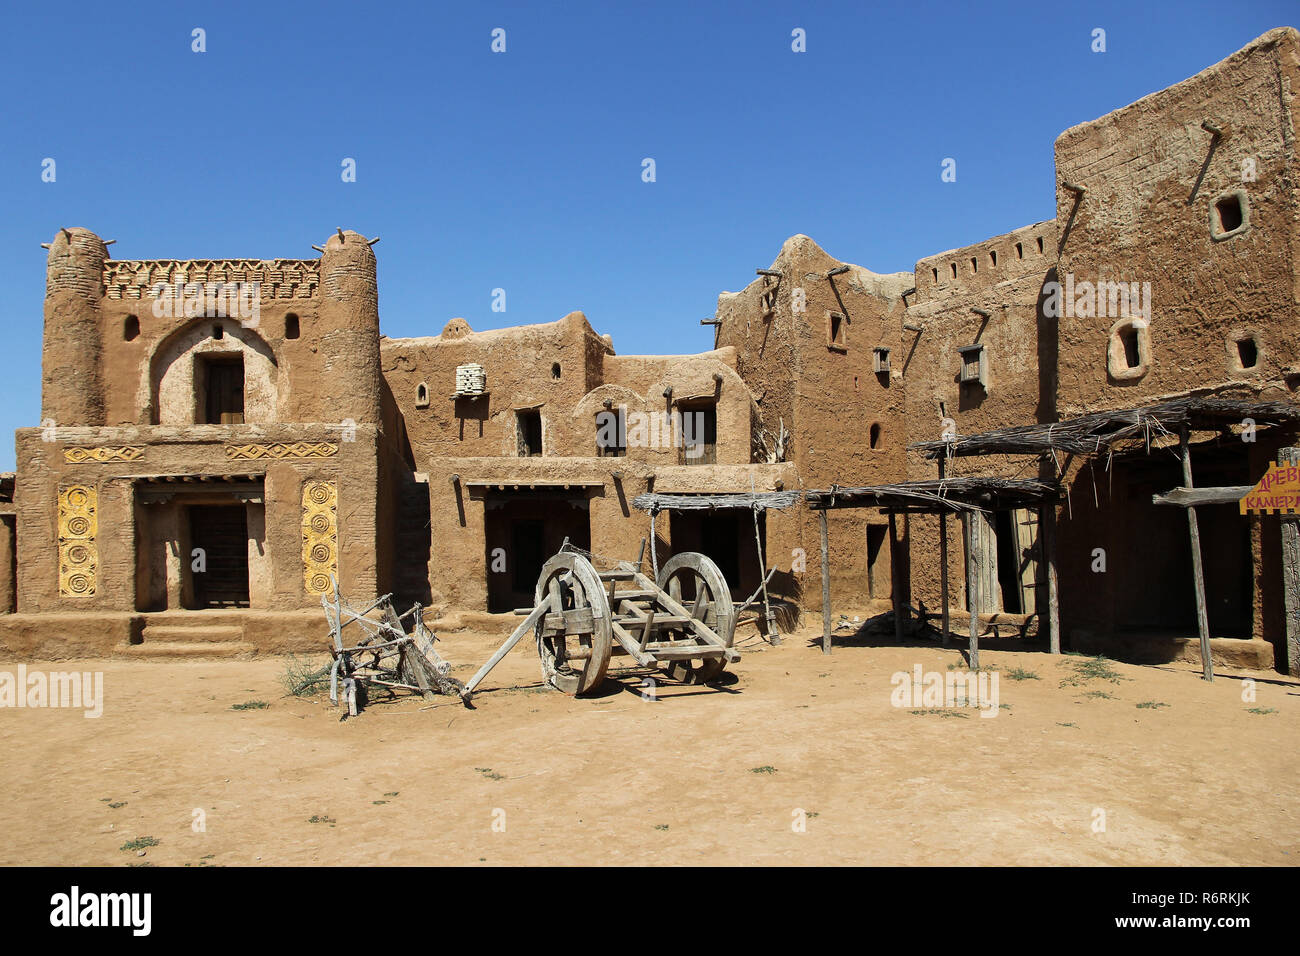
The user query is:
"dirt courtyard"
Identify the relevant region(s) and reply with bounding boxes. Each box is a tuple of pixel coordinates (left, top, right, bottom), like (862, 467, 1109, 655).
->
(0, 621, 1296, 867)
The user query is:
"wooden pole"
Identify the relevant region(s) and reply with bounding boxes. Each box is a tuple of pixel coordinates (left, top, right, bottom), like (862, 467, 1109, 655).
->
(650, 510, 659, 580)
(1040, 500, 1061, 654)
(889, 512, 904, 643)
(938, 458, 950, 646)
(1180, 428, 1213, 681)
(964, 511, 979, 669)
(1280, 448, 1300, 677)
(819, 507, 832, 655)
(750, 480, 780, 645)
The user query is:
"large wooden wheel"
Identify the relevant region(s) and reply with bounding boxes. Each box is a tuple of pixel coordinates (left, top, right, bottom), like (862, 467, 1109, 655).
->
(657, 552, 735, 684)
(534, 553, 613, 696)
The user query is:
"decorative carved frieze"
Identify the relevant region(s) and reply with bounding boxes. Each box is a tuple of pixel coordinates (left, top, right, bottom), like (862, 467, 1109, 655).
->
(302, 480, 338, 596)
(102, 259, 320, 301)
(225, 441, 339, 461)
(58, 484, 98, 598)
(63, 446, 145, 464)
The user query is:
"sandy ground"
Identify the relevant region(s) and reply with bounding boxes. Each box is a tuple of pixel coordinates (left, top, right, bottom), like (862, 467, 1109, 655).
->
(0, 621, 1296, 867)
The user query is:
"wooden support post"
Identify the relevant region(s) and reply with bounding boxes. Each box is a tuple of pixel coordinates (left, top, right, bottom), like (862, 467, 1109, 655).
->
(1180, 428, 1213, 681)
(1040, 500, 1061, 654)
(819, 508, 832, 655)
(650, 511, 659, 580)
(750, 483, 780, 645)
(964, 512, 979, 670)
(938, 458, 950, 647)
(1281, 448, 1300, 677)
(889, 512, 904, 643)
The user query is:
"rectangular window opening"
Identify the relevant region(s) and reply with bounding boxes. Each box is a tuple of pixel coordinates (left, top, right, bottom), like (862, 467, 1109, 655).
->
(678, 401, 718, 465)
(516, 408, 542, 457)
(1236, 336, 1258, 369)
(1120, 326, 1141, 369)
(199, 354, 245, 425)
(596, 408, 627, 457)
(1216, 195, 1244, 233)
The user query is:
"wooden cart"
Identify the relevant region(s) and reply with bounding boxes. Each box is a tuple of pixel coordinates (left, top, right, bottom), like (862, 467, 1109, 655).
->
(463, 546, 739, 699)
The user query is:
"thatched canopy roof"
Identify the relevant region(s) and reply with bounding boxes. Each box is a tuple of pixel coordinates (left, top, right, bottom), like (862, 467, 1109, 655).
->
(911, 397, 1299, 461)
(804, 477, 1058, 514)
(632, 490, 802, 513)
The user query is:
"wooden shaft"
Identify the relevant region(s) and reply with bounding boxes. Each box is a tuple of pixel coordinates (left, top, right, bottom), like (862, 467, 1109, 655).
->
(1280, 448, 1300, 676)
(1180, 429, 1213, 681)
(964, 512, 979, 670)
(938, 457, 950, 646)
(889, 512, 904, 643)
(1040, 501, 1061, 654)
(650, 512, 659, 580)
(463, 597, 552, 695)
(819, 508, 832, 655)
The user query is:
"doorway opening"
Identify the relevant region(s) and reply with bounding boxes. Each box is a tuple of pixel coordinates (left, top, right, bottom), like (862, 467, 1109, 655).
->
(187, 505, 250, 608)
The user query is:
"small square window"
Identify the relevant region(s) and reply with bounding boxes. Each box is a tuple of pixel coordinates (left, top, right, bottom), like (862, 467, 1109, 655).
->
(873, 347, 891, 374)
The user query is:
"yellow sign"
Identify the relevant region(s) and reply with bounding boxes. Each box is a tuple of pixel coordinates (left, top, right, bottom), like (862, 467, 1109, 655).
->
(1240, 463, 1300, 514)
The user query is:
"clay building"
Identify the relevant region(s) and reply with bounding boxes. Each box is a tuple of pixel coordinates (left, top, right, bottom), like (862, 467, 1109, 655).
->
(0, 27, 1296, 675)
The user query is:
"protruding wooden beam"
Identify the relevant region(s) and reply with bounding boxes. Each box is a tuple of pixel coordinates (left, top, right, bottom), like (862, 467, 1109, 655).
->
(1152, 485, 1251, 507)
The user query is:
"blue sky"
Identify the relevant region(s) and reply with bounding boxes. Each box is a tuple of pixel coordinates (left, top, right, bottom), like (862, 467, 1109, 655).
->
(0, 0, 1294, 469)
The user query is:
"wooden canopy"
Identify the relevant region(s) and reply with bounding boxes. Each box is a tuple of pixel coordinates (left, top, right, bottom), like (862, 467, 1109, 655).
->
(911, 397, 1298, 461)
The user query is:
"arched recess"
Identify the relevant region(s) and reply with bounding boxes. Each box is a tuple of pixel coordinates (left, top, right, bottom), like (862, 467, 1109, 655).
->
(143, 317, 280, 425)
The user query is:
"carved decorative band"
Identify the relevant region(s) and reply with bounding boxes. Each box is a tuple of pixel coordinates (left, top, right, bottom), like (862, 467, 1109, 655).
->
(58, 484, 98, 598)
(102, 259, 320, 301)
(302, 480, 338, 596)
(225, 442, 339, 461)
(64, 446, 146, 464)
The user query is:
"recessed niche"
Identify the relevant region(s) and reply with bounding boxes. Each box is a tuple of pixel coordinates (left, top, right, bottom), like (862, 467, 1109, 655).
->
(869, 423, 882, 449)
(285, 314, 300, 339)
(1211, 190, 1249, 240)
(415, 382, 430, 408)
(123, 315, 140, 341)
(552, 362, 561, 379)
(1227, 332, 1262, 373)
(827, 311, 847, 351)
(1107, 318, 1151, 381)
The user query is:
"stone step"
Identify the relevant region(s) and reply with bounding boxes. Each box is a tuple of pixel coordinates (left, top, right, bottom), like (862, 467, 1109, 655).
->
(139, 625, 245, 644)
(117, 641, 258, 659)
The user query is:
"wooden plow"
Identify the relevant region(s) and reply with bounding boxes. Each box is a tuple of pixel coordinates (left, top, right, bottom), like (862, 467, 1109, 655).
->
(321, 577, 465, 716)
(462, 544, 739, 701)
